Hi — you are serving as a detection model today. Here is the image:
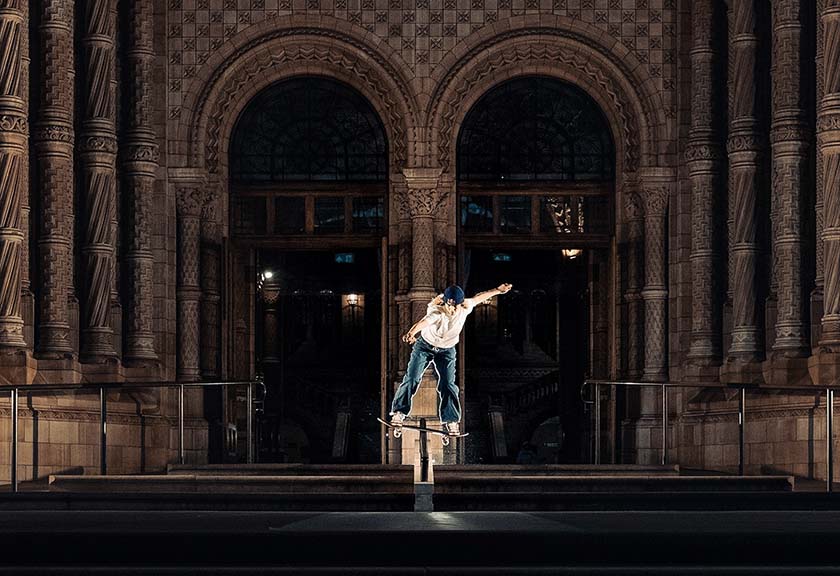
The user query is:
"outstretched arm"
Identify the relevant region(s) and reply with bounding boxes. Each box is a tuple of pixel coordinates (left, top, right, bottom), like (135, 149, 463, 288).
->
(402, 315, 436, 344)
(466, 283, 513, 307)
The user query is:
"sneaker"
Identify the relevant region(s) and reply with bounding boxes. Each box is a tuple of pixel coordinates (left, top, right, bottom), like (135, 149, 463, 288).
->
(444, 421, 460, 435)
(390, 412, 406, 426)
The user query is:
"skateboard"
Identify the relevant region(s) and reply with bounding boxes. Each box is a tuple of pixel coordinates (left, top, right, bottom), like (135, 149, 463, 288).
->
(377, 417, 468, 446)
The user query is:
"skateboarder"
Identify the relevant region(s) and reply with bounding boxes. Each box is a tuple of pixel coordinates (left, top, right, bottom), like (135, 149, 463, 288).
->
(389, 283, 513, 435)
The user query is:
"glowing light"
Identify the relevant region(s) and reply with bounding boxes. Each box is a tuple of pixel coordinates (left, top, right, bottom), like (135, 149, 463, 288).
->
(347, 294, 360, 307)
(561, 248, 582, 260)
(263, 270, 274, 279)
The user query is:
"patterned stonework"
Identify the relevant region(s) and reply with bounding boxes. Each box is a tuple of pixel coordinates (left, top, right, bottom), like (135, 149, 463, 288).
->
(771, 0, 810, 355)
(0, 0, 27, 348)
(122, 0, 159, 364)
(686, 0, 725, 365)
(165, 0, 676, 126)
(624, 189, 644, 379)
(34, 0, 75, 357)
(402, 169, 445, 292)
(726, 0, 764, 359)
(641, 182, 668, 382)
(820, 1, 840, 346)
(79, 0, 117, 361)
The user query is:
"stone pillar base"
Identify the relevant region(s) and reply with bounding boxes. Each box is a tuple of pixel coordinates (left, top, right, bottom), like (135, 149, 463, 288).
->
(720, 358, 765, 385)
(0, 349, 37, 384)
(808, 351, 840, 387)
(683, 362, 723, 385)
(762, 354, 812, 388)
(80, 357, 124, 383)
(33, 357, 83, 384)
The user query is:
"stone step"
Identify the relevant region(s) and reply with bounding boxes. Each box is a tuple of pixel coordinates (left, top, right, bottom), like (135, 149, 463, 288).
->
(166, 463, 413, 476)
(49, 474, 413, 494)
(434, 475, 794, 493)
(434, 464, 681, 476)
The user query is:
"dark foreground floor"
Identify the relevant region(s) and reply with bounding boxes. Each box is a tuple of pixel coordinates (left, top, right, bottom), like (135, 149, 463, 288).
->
(2, 509, 840, 574)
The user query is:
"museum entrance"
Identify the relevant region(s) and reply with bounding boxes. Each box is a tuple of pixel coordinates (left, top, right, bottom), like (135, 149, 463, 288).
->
(256, 248, 382, 463)
(225, 76, 389, 463)
(456, 76, 615, 464)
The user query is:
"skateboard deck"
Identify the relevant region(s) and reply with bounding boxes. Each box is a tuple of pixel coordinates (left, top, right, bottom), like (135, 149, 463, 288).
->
(377, 417, 468, 446)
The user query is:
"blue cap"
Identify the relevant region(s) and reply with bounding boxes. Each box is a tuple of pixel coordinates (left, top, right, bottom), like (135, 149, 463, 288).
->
(443, 285, 465, 305)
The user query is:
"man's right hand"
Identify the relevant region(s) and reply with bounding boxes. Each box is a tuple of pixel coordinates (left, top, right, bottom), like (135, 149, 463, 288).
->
(402, 332, 417, 344)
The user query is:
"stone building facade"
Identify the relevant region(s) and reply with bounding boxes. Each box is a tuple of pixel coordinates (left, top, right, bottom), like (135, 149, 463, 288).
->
(0, 0, 838, 477)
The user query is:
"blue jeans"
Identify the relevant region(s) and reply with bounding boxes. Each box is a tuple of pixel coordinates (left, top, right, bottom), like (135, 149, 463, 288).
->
(390, 335, 460, 423)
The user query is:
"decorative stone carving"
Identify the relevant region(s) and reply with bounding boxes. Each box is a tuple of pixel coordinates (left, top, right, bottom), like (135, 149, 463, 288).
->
(641, 180, 669, 383)
(726, 0, 765, 360)
(79, 0, 117, 362)
(34, 0, 75, 357)
(686, 0, 726, 365)
(0, 0, 27, 348)
(402, 168, 446, 293)
(819, 1, 840, 347)
(771, 0, 810, 356)
(435, 40, 641, 174)
(624, 189, 644, 379)
(173, 173, 209, 382)
(201, 39, 411, 173)
(122, 0, 158, 365)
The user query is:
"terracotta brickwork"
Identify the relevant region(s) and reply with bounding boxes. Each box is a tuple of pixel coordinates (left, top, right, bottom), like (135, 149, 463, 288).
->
(0, 0, 837, 478)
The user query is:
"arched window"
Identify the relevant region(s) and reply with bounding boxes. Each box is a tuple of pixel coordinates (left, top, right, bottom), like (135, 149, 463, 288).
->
(231, 77, 388, 182)
(457, 77, 614, 182)
(229, 78, 388, 237)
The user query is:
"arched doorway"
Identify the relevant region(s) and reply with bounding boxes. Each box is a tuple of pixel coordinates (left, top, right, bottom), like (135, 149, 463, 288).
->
(228, 77, 388, 463)
(456, 76, 615, 464)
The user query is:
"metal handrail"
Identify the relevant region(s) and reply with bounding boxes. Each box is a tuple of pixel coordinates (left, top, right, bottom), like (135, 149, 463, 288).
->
(583, 379, 839, 493)
(5, 380, 259, 493)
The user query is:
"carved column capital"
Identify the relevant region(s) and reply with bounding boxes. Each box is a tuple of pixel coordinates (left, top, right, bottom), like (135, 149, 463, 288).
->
(641, 186, 669, 217)
(623, 190, 644, 222)
(401, 167, 447, 219)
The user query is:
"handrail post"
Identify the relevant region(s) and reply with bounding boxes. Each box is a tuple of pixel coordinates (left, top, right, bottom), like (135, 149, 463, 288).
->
(739, 387, 746, 476)
(594, 383, 600, 465)
(99, 387, 107, 475)
(11, 389, 18, 493)
(661, 383, 667, 466)
(178, 384, 185, 465)
(246, 381, 254, 464)
(827, 388, 834, 493)
(419, 418, 429, 483)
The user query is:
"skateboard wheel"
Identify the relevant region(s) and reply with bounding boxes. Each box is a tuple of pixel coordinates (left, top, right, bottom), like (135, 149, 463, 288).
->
(393, 427, 402, 438)
(441, 435, 450, 446)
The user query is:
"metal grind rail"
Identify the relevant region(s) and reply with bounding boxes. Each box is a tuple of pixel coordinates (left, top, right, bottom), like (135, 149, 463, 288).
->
(2, 380, 259, 493)
(584, 379, 840, 492)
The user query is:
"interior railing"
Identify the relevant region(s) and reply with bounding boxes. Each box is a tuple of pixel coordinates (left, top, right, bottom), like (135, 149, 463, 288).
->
(583, 379, 839, 492)
(1, 380, 259, 493)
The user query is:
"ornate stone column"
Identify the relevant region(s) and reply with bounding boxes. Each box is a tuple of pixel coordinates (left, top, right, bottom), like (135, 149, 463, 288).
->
(641, 180, 669, 383)
(0, 0, 28, 349)
(624, 189, 644, 379)
(172, 171, 206, 382)
(200, 201, 221, 379)
(79, 0, 117, 362)
(686, 0, 726, 369)
(121, 0, 158, 365)
(401, 168, 446, 321)
(33, 0, 75, 357)
(723, 0, 766, 379)
(819, 2, 840, 349)
(769, 0, 810, 359)
(811, 0, 840, 387)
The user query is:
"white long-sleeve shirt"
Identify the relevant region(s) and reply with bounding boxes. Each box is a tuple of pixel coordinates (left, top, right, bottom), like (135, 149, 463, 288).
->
(419, 297, 476, 349)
